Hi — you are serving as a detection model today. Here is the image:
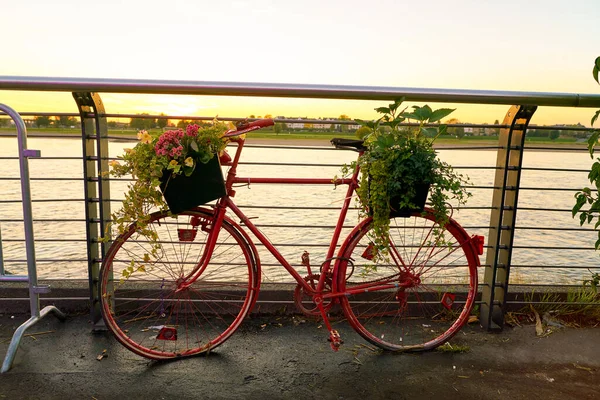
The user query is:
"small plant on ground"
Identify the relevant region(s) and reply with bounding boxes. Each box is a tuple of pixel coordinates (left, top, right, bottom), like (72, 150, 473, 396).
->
(436, 342, 470, 353)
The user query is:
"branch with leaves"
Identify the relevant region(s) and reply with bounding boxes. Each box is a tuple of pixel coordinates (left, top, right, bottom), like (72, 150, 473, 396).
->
(573, 57, 600, 249)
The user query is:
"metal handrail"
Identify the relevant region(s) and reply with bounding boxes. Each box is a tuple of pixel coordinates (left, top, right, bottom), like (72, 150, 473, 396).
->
(2, 76, 600, 107)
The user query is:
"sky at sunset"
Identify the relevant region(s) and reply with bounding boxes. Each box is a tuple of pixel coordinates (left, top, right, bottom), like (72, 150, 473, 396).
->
(1, 0, 600, 126)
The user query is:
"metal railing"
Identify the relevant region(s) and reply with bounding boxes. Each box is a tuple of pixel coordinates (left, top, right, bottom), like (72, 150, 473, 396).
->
(2, 76, 600, 332)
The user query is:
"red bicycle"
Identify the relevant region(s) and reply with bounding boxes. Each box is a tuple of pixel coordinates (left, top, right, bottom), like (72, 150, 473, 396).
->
(99, 118, 483, 360)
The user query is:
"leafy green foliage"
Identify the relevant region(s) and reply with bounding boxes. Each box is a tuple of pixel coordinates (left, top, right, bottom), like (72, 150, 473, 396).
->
(352, 98, 471, 257)
(573, 56, 600, 253)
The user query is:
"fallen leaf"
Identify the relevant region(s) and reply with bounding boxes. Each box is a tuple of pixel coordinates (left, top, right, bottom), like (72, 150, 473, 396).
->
(96, 349, 108, 361)
(573, 363, 593, 373)
(530, 305, 544, 336)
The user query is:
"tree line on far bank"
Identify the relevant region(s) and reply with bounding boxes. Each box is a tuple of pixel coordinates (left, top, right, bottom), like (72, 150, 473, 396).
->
(0, 114, 590, 141)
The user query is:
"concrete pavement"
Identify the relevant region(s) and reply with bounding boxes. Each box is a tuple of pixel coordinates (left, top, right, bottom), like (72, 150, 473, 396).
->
(1, 313, 599, 399)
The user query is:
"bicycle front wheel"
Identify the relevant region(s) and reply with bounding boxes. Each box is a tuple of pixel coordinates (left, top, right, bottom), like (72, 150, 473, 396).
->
(99, 208, 259, 360)
(338, 209, 478, 351)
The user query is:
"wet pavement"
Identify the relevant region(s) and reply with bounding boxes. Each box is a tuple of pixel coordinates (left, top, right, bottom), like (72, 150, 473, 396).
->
(0, 313, 599, 399)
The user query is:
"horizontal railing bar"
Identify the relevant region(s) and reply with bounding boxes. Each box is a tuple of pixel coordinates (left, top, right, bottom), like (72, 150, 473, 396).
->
(518, 207, 576, 212)
(523, 146, 589, 152)
(237, 162, 344, 167)
(0, 199, 84, 203)
(519, 187, 585, 191)
(2, 76, 600, 107)
(506, 301, 600, 306)
(511, 265, 600, 269)
(2, 259, 88, 263)
(0, 177, 83, 181)
(512, 246, 593, 250)
(0, 157, 81, 160)
(0, 219, 85, 223)
(1, 238, 86, 242)
(515, 226, 597, 232)
(521, 167, 589, 173)
(438, 146, 503, 151)
(4, 260, 596, 270)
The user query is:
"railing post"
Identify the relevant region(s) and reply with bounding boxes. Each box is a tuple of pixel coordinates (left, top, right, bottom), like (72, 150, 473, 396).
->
(73, 92, 111, 329)
(480, 105, 537, 330)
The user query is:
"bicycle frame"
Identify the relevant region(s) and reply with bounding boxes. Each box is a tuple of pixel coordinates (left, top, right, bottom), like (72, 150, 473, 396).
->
(192, 135, 360, 300)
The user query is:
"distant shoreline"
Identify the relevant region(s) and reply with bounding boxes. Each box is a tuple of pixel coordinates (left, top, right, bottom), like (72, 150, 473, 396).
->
(0, 130, 590, 152)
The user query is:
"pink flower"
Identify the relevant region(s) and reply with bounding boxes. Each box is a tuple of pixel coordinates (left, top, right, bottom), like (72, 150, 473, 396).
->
(186, 124, 199, 137)
(155, 129, 184, 158)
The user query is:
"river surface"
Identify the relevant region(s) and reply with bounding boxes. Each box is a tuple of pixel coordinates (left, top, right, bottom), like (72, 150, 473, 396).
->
(0, 136, 598, 285)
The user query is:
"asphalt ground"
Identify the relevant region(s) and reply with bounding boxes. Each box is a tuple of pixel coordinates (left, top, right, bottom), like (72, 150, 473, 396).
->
(0, 313, 599, 400)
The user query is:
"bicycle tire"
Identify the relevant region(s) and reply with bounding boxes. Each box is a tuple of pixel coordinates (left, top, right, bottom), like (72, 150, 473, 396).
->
(99, 208, 259, 360)
(337, 208, 479, 351)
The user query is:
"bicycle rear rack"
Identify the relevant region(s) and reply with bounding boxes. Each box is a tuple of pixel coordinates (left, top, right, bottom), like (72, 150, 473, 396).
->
(0, 103, 65, 373)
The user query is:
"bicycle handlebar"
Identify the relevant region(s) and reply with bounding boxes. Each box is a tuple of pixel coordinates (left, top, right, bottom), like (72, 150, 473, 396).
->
(224, 118, 274, 137)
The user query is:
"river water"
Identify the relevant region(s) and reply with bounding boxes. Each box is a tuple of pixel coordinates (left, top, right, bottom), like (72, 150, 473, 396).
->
(0, 136, 598, 285)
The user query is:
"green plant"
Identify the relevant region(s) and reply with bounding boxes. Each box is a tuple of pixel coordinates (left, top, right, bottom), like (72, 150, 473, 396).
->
(351, 98, 471, 255)
(583, 269, 600, 293)
(573, 57, 600, 247)
(107, 120, 229, 241)
(436, 342, 470, 353)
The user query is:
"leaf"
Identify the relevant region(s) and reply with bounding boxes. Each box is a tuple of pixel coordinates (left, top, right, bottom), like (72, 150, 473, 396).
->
(573, 195, 587, 216)
(428, 108, 456, 123)
(591, 110, 600, 127)
(594, 56, 600, 84)
(354, 118, 379, 129)
(406, 105, 433, 122)
(190, 141, 199, 152)
(388, 98, 405, 113)
(420, 127, 438, 137)
(375, 107, 390, 114)
(587, 131, 600, 157)
(354, 118, 371, 126)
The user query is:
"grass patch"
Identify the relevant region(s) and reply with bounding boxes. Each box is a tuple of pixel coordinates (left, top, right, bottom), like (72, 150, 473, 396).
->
(515, 287, 600, 328)
(436, 342, 470, 353)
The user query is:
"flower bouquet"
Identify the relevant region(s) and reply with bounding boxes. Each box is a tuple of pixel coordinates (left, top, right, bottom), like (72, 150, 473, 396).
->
(108, 120, 229, 237)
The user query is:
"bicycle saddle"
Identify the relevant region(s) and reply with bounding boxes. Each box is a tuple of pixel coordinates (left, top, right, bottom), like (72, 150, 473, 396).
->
(330, 138, 366, 151)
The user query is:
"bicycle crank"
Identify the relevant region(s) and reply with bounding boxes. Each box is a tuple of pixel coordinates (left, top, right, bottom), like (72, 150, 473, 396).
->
(293, 274, 333, 317)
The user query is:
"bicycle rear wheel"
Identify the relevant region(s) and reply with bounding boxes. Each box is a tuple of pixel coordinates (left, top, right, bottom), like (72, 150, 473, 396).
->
(338, 209, 478, 351)
(99, 208, 259, 360)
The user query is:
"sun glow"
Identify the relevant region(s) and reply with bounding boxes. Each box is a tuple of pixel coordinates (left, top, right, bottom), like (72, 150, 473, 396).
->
(1, 0, 599, 126)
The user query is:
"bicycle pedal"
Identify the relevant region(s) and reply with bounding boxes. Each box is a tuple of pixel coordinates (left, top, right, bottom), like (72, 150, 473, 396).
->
(327, 329, 343, 351)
